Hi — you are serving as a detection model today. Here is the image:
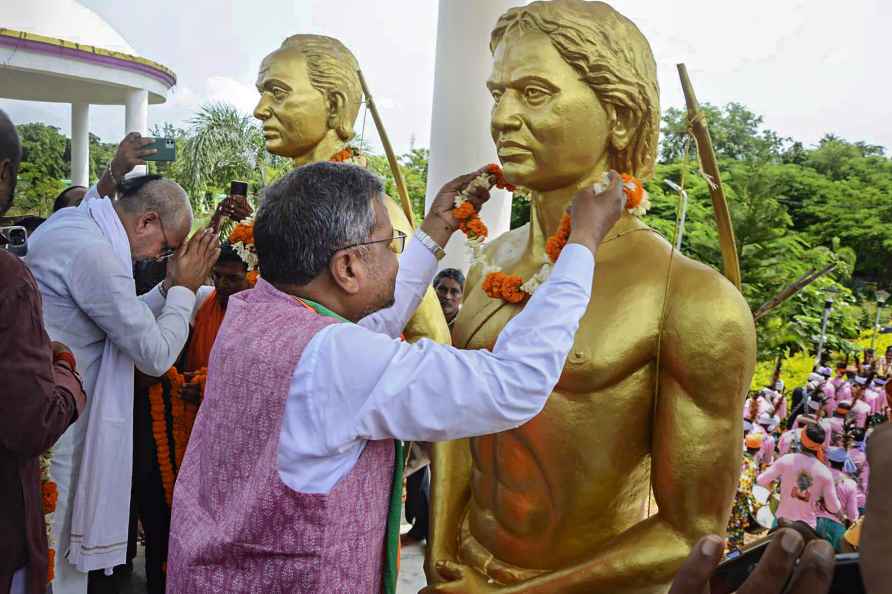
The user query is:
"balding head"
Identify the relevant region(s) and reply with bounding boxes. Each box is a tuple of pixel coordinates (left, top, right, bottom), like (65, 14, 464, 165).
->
(0, 109, 22, 216)
(113, 175, 194, 262)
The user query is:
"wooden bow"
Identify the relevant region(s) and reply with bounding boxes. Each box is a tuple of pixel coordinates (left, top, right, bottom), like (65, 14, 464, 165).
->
(677, 64, 742, 291)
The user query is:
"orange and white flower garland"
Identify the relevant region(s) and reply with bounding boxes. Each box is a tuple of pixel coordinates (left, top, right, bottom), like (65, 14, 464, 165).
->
(228, 221, 259, 286)
(453, 167, 649, 304)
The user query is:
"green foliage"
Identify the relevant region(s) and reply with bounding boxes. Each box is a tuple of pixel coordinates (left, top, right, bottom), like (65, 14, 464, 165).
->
(9, 123, 68, 217)
(367, 148, 430, 225)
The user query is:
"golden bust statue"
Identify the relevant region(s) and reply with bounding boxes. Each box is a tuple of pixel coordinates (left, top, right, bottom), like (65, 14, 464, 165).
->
(253, 34, 450, 344)
(425, 2, 756, 593)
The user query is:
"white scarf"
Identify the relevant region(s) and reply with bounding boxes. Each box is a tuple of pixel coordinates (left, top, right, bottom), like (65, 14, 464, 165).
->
(67, 193, 135, 573)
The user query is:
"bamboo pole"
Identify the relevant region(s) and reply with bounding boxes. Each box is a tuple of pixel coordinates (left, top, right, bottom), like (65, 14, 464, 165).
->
(677, 64, 741, 290)
(356, 69, 416, 229)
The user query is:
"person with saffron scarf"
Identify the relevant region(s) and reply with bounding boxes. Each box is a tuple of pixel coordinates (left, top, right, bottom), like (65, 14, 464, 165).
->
(135, 242, 252, 594)
(757, 424, 840, 537)
(166, 162, 625, 593)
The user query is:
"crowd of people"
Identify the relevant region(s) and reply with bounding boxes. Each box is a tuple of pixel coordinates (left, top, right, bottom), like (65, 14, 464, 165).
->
(2, 102, 892, 594)
(728, 354, 891, 556)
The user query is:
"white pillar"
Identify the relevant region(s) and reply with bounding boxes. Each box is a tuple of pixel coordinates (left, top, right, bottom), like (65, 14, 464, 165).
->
(124, 88, 149, 177)
(425, 0, 523, 272)
(70, 102, 90, 187)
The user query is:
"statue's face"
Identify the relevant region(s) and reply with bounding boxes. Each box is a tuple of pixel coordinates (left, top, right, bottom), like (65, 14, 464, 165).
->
(254, 47, 330, 158)
(488, 30, 611, 192)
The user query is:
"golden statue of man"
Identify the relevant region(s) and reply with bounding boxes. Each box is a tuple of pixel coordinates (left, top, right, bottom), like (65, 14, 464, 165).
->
(253, 34, 450, 343)
(425, 2, 756, 592)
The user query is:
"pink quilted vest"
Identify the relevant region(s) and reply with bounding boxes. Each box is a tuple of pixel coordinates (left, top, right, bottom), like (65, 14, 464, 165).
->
(167, 278, 394, 593)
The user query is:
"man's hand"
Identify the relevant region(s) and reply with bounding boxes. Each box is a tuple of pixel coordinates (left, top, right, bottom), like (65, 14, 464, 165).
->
(111, 132, 157, 179)
(567, 170, 625, 256)
(210, 194, 254, 233)
(861, 423, 892, 594)
(97, 132, 158, 197)
(166, 228, 221, 293)
(420, 167, 492, 248)
(669, 531, 833, 594)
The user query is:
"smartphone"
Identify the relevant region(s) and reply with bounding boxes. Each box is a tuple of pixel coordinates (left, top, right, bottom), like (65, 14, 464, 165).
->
(143, 137, 176, 162)
(710, 541, 865, 594)
(230, 181, 248, 196)
(0, 225, 28, 257)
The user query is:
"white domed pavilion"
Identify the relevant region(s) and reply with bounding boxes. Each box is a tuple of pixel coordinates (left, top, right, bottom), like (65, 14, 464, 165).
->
(0, 0, 177, 183)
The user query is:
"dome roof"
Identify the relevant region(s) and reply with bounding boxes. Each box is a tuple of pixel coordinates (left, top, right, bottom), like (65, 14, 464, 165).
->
(5, 0, 135, 55)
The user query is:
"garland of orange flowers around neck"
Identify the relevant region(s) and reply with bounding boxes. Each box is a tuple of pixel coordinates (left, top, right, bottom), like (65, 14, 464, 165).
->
(452, 166, 650, 304)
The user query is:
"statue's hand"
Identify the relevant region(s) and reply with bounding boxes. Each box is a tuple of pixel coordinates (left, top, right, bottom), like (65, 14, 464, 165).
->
(420, 561, 499, 594)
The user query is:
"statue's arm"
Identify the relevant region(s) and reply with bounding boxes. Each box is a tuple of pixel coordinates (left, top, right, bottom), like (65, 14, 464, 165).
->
(425, 438, 474, 583)
(502, 265, 757, 594)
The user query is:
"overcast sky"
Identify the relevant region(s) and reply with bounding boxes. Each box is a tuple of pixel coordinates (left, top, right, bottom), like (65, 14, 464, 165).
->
(1, 0, 889, 155)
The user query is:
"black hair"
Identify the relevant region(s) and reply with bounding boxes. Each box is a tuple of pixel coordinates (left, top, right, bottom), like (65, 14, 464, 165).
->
(218, 243, 247, 269)
(117, 174, 164, 199)
(434, 267, 466, 289)
(805, 423, 826, 445)
(0, 110, 21, 168)
(254, 162, 383, 286)
(52, 185, 87, 212)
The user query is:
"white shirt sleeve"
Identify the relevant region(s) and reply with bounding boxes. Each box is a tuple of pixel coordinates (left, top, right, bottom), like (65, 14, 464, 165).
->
(191, 286, 215, 325)
(67, 245, 196, 377)
(357, 237, 438, 338)
(278, 243, 594, 493)
(140, 284, 166, 317)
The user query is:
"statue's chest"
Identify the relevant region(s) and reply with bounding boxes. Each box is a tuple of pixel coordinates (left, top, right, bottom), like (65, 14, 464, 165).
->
(458, 284, 659, 395)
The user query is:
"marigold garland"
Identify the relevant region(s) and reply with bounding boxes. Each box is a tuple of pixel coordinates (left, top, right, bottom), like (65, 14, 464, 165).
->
(39, 451, 56, 583)
(42, 480, 58, 514)
(477, 171, 649, 304)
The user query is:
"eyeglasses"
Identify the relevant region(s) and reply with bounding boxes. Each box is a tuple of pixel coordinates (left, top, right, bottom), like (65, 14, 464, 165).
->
(155, 216, 177, 262)
(340, 230, 407, 255)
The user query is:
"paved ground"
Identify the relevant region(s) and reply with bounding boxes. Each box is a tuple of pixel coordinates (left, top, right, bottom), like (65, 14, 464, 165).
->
(121, 519, 428, 593)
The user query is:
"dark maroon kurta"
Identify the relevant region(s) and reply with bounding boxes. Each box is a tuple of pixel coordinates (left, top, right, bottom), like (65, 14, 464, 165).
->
(0, 250, 85, 594)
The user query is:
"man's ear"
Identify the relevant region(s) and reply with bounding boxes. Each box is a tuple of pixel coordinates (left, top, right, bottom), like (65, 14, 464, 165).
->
(135, 210, 159, 234)
(329, 249, 363, 295)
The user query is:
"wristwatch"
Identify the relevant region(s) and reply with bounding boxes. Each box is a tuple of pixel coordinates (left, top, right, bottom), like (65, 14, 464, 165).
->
(414, 229, 446, 261)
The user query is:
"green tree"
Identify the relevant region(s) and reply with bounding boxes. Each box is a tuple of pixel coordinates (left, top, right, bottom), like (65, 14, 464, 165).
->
(9, 123, 68, 217)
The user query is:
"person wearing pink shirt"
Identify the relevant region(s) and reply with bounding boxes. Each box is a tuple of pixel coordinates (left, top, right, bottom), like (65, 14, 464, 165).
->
(845, 427, 869, 511)
(815, 447, 860, 551)
(743, 391, 772, 423)
(757, 424, 840, 533)
(754, 412, 779, 467)
(869, 378, 889, 422)
(848, 379, 872, 429)
(826, 402, 851, 446)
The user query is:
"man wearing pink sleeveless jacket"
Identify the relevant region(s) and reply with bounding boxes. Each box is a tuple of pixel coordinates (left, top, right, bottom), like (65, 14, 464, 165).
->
(166, 163, 625, 593)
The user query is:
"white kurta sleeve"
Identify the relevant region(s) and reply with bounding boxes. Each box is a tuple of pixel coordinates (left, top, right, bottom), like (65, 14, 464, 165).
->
(140, 284, 166, 316)
(357, 237, 438, 339)
(278, 243, 594, 493)
(67, 245, 196, 376)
